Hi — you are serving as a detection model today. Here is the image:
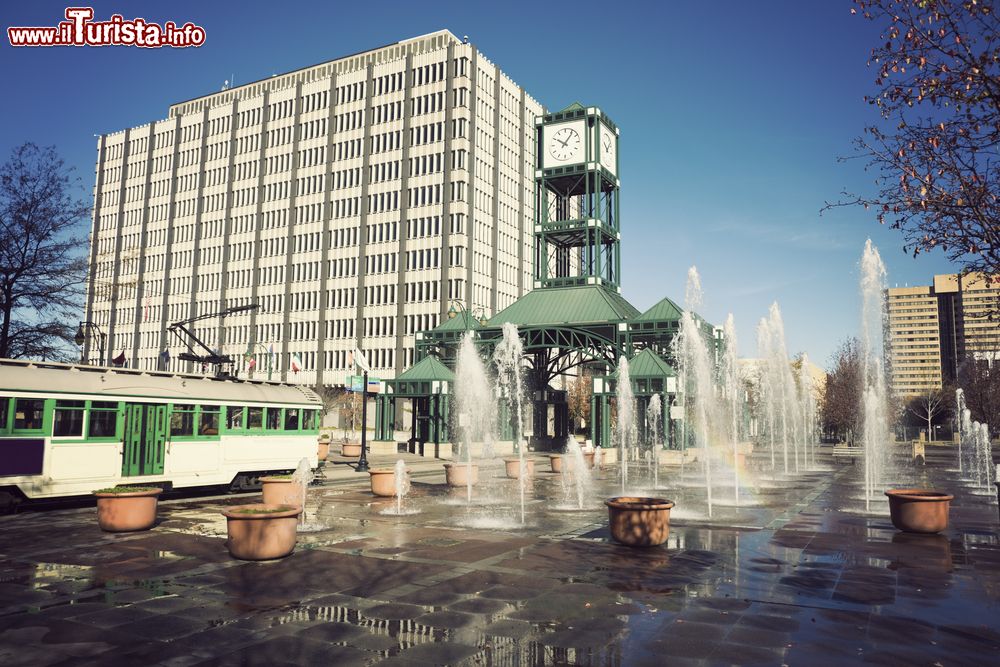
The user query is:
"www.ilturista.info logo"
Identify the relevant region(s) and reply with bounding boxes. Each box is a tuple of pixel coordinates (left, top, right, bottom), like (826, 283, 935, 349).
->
(8, 7, 205, 48)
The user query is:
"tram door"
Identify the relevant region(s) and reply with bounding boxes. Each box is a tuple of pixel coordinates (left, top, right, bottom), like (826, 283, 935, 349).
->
(122, 403, 167, 476)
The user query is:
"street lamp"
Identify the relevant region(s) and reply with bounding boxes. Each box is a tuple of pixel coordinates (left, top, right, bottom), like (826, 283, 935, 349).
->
(447, 301, 489, 328)
(74, 321, 105, 365)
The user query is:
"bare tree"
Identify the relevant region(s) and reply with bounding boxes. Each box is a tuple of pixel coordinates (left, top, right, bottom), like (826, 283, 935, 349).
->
(905, 387, 950, 440)
(958, 350, 1000, 427)
(820, 338, 863, 443)
(0, 143, 89, 359)
(833, 1, 1000, 289)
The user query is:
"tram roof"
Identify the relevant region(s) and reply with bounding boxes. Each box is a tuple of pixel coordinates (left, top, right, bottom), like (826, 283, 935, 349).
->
(0, 359, 321, 406)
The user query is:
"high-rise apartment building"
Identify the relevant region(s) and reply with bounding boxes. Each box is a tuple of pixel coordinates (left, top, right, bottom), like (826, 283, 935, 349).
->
(887, 273, 1000, 396)
(84, 30, 544, 384)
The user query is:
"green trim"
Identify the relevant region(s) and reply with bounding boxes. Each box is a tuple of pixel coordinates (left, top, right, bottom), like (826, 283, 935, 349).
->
(0, 387, 317, 408)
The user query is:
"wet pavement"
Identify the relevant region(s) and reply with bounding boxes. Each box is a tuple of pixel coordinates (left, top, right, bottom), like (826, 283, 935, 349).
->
(1, 445, 998, 666)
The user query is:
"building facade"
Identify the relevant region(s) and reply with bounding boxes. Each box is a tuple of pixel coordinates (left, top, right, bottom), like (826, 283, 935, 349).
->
(887, 273, 1000, 396)
(83, 30, 544, 384)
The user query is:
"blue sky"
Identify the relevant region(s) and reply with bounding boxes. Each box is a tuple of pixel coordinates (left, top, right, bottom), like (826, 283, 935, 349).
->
(0, 1, 959, 368)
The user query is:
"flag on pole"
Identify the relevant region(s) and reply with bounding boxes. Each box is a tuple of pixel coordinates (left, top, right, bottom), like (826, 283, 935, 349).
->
(158, 349, 170, 370)
(290, 354, 303, 374)
(112, 351, 126, 367)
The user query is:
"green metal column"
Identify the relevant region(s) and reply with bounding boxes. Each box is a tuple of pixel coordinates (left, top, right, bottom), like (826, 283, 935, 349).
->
(596, 395, 610, 449)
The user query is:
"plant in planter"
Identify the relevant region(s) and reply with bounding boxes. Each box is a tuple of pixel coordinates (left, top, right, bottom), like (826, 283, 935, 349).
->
(260, 475, 304, 508)
(93, 486, 163, 532)
(884, 489, 954, 534)
(222, 504, 301, 560)
(605, 496, 675, 547)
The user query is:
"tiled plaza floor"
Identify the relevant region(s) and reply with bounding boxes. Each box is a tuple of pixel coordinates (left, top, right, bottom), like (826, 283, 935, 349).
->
(1, 446, 998, 666)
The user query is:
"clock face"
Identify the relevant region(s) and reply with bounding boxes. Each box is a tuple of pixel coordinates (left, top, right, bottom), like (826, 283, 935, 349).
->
(600, 124, 616, 175)
(549, 126, 582, 162)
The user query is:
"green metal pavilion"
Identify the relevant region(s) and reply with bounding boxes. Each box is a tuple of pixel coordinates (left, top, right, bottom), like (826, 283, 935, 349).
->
(373, 104, 719, 452)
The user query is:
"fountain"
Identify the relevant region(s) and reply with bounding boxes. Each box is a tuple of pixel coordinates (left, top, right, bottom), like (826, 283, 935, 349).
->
(677, 266, 718, 517)
(554, 437, 595, 510)
(860, 239, 891, 512)
(722, 313, 741, 506)
(290, 458, 314, 525)
(494, 323, 528, 524)
(451, 331, 494, 504)
(956, 388, 967, 475)
(646, 394, 662, 490)
(614, 356, 637, 494)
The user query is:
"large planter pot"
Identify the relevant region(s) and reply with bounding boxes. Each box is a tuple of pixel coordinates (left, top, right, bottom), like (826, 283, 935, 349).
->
(342, 442, 362, 457)
(504, 458, 534, 479)
(260, 477, 304, 508)
(583, 451, 596, 469)
(317, 440, 330, 461)
(550, 455, 564, 473)
(94, 487, 163, 532)
(223, 504, 301, 560)
(885, 489, 954, 534)
(370, 468, 409, 497)
(605, 496, 675, 547)
(444, 462, 478, 487)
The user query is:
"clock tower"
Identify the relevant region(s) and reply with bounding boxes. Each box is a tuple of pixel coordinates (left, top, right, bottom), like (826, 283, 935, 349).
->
(534, 103, 620, 290)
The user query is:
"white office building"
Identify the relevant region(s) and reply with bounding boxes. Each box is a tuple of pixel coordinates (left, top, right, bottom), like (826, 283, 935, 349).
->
(84, 30, 544, 384)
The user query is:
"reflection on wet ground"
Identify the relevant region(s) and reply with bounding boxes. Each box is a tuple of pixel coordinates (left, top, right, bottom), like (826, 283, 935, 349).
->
(1, 446, 998, 665)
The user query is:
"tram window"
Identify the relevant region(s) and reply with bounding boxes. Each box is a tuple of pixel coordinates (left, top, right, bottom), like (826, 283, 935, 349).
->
(88, 401, 118, 438)
(14, 398, 44, 431)
(284, 408, 299, 431)
(200, 406, 220, 436)
(53, 400, 85, 437)
(0, 397, 8, 430)
(303, 409, 317, 430)
(227, 406, 244, 430)
(266, 407, 282, 430)
(171, 404, 195, 436)
(247, 407, 263, 429)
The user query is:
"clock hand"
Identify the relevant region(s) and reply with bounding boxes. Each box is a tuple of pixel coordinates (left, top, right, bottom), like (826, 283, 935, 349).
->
(556, 136, 570, 147)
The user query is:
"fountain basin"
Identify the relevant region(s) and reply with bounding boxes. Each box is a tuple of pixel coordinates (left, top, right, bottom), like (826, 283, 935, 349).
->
(223, 504, 301, 560)
(443, 462, 478, 487)
(260, 476, 304, 508)
(504, 458, 534, 479)
(605, 496, 674, 547)
(369, 468, 409, 497)
(885, 489, 954, 534)
(549, 455, 564, 473)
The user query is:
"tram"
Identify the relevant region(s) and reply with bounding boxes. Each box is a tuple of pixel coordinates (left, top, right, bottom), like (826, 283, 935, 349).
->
(0, 359, 322, 509)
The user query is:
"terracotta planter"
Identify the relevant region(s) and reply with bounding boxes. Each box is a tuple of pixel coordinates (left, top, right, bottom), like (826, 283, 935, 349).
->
(223, 504, 301, 560)
(317, 440, 330, 460)
(605, 496, 675, 547)
(550, 455, 564, 473)
(885, 489, 954, 534)
(504, 458, 534, 479)
(342, 442, 362, 457)
(443, 462, 478, 487)
(369, 468, 409, 497)
(583, 451, 596, 469)
(94, 487, 162, 532)
(260, 477, 304, 508)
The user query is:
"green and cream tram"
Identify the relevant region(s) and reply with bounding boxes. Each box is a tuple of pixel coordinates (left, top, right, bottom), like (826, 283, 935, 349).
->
(0, 359, 321, 508)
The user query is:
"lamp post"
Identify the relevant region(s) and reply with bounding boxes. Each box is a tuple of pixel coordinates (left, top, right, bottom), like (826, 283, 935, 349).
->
(447, 301, 489, 329)
(74, 321, 106, 365)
